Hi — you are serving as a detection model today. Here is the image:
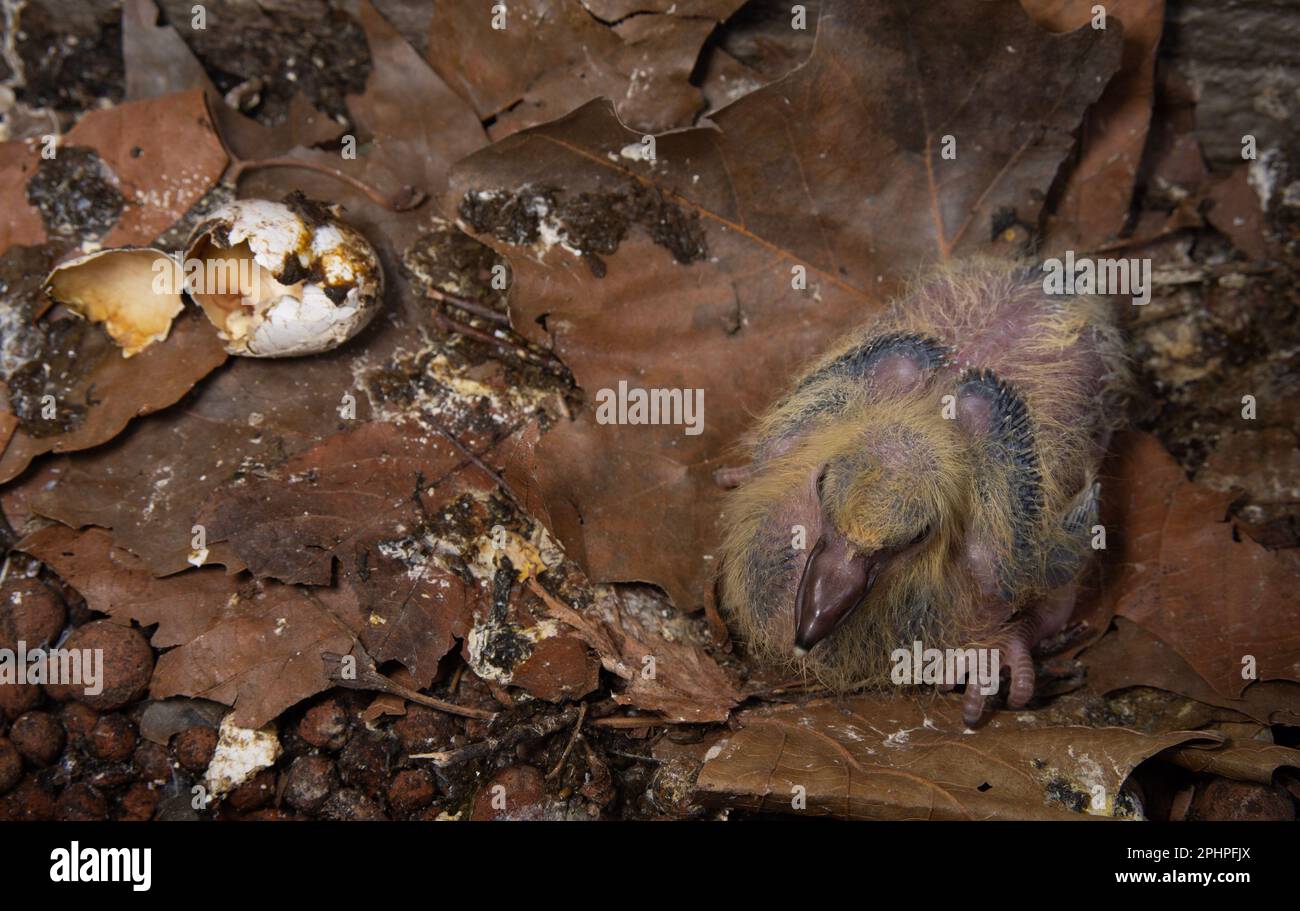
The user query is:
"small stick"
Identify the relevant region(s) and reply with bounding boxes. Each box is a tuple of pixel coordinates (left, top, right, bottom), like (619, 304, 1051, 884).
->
(546, 702, 588, 780)
(323, 651, 496, 721)
(587, 714, 669, 729)
(432, 424, 522, 505)
(428, 288, 510, 325)
(411, 705, 582, 767)
(433, 311, 566, 372)
(226, 156, 425, 212)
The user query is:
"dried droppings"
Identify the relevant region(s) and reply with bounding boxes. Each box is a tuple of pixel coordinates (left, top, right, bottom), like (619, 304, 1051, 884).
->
(25, 147, 124, 242)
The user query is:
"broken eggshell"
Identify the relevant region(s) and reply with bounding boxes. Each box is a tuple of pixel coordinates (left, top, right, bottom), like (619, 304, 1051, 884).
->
(183, 198, 383, 357)
(43, 247, 185, 357)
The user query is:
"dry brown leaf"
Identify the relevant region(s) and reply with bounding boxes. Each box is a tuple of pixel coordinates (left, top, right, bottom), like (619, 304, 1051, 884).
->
(62, 88, 228, 248)
(532, 578, 743, 723)
(0, 139, 47, 254)
(450, 0, 1123, 611)
(1105, 432, 1300, 698)
(695, 693, 1217, 819)
(1026, 0, 1167, 250)
(424, 0, 746, 140)
(1082, 617, 1300, 725)
(1205, 164, 1271, 260)
(0, 245, 229, 485)
(195, 421, 485, 686)
(19, 524, 362, 728)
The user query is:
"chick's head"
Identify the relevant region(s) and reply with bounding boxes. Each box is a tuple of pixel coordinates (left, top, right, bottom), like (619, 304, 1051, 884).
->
(791, 404, 974, 659)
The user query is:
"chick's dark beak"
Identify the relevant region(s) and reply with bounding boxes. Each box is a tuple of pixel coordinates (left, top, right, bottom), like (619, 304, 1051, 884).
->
(793, 533, 881, 656)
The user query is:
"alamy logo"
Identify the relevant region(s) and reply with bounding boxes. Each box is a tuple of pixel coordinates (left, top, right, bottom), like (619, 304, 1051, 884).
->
(49, 842, 151, 892)
(152, 253, 260, 297)
(594, 381, 704, 436)
(0, 641, 102, 695)
(890, 641, 1001, 696)
(1041, 251, 1152, 306)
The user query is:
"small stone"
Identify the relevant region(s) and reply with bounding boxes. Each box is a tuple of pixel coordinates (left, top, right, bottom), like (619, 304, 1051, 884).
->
(9, 711, 65, 766)
(393, 705, 455, 755)
(339, 732, 391, 796)
(0, 578, 66, 648)
(90, 714, 137, 761)
(284, 754, 337, 813)
(44, 621, 153, 711)
(55, 782, 108, 821)
(0, 738, 22, 793)
(319, 788, 387, 821)
(0, 776, 56, 820)
(387, 768, 435, 814)
(172, 725, 218, 773)
(59, 702, 99, 746)
(470, 765, 548, 821)
(0, 681, 41, 721)
(1193, 778, 1296, 821)
(298, 698, 349, 750)
(116, 782, 160, 821)
(132, 740, 171, 783)
(225, 768, 275, 812)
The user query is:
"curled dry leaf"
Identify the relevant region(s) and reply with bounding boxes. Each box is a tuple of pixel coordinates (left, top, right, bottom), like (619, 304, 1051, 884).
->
(450, 0, 1123, 611)
(1025, 0, 1167, 251)
(1082, 617, 1300, 726)
(1160, 721, 1300, 786)
(529, 578, 741, 723)
(19, 524, 363, 730)
(695, 694, 1218, 820)
(424, 0, 747, 140)
(45, 247, 184, 357)
(1103, 433, 1300, 699)
(196, 420, 598, 699)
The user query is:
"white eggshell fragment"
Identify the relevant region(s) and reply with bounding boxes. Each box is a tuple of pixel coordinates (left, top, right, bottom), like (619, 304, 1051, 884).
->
(203, 715, 281, 803)
(44, 247, 185, 357)
(183, 197, 383, 357)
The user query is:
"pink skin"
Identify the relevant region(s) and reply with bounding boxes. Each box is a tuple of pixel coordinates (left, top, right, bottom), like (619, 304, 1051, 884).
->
(944, 581, 1080, 726)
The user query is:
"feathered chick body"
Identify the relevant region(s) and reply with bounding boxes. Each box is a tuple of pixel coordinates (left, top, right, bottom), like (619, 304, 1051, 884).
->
(719, 260, 1127, 722)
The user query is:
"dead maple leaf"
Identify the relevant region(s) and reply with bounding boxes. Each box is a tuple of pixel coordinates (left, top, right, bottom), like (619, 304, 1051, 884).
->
(449, 0, 1123, 611)
(530, 577, 743, 723)
(19, 524, 363, 729)
(424, 0, 747, 141)
(1104, 432, 1300, 699)
(1025, 0, 1167, 251)
(695, 693, 1217, 819)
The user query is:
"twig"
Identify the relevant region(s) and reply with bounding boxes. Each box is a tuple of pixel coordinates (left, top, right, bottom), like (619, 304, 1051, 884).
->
(428, 287, 510, 325)
(433, 311, 567, 372)
(322, 651, 496, 721)
(432, 423, 522, 506)
(546, 702, 588, 780)
(226, 156, 425, 212)
(587, 714, 669, 729)
(411, 705, 582, 767)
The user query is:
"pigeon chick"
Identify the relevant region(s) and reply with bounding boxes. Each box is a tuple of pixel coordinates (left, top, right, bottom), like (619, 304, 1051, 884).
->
(718, 259, 1128, 724)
